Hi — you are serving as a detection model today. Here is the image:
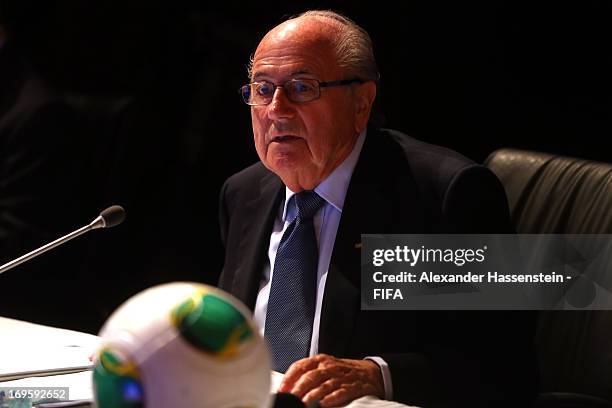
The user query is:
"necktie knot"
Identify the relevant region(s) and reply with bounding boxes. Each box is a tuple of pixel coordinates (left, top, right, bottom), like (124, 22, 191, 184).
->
(294, 191, 325, 220)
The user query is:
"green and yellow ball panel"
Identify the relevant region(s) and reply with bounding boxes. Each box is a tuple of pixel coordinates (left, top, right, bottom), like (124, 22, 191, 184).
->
(93, 348, 144, 408)
(172, 290, 254, 358)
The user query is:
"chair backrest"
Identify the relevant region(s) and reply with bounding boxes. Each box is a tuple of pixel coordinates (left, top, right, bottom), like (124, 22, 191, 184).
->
(485, 148, 612, 403)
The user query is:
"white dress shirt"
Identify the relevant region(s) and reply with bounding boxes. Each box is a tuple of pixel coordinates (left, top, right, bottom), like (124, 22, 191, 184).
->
(253, 130, 393, 400)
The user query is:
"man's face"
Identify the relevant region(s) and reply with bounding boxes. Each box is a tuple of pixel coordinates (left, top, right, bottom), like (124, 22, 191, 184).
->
(249, 18, 372, 191)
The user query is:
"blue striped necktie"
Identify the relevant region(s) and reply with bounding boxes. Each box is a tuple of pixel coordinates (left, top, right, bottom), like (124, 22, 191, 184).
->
(265, 190, 326, 372)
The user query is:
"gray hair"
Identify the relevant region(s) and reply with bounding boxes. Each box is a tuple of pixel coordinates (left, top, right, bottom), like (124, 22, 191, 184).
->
(248, 10, 379, 83)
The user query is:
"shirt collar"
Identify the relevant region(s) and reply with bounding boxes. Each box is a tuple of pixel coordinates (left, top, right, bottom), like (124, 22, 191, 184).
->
(281, 129, 367, 222)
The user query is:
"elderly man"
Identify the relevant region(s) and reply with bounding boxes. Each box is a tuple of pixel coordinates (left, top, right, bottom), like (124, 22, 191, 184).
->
(219, 10, 537, 408)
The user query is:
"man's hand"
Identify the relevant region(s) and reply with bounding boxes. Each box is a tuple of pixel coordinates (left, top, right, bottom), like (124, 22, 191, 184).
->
(278, 354, 385, 407)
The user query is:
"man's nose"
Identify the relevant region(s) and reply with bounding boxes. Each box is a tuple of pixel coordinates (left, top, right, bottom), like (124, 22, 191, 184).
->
(267, 87, 295, 119)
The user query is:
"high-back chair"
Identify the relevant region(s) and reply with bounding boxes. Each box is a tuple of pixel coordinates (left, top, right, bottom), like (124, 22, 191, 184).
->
(485, 148, 612, 408)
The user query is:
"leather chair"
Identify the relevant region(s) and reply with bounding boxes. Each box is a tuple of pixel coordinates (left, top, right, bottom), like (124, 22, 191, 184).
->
(485, 149, 612, 408)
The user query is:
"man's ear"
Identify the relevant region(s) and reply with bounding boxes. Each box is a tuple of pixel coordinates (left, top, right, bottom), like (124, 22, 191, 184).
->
(353, 81, 377, 134)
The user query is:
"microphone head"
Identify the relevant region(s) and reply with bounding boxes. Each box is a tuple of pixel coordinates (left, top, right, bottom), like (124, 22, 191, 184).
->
(100, 205, 126, 228)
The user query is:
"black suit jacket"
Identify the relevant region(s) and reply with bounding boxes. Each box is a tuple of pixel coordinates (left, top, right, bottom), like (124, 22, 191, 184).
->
(219, 128, 538, 407)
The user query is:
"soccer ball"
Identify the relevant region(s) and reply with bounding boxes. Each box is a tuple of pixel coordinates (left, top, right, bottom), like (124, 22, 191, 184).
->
(93, 282, 272, 408)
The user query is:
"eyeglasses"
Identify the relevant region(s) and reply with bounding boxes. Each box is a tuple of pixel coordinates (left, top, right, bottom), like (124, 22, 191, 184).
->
(239, 78, 365, 106)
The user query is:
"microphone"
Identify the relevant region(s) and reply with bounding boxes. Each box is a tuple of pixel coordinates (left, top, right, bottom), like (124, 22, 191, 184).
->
(0, 205, 126, 275)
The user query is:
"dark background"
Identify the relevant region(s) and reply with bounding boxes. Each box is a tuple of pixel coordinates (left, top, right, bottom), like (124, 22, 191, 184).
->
(0, 0, 610, 333)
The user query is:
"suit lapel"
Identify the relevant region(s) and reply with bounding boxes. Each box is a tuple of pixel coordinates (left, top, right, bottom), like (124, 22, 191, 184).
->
(231, 171, 284, 309)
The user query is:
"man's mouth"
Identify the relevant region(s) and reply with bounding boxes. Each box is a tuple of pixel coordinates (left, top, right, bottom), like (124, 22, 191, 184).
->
(271, 135, 301, 143)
